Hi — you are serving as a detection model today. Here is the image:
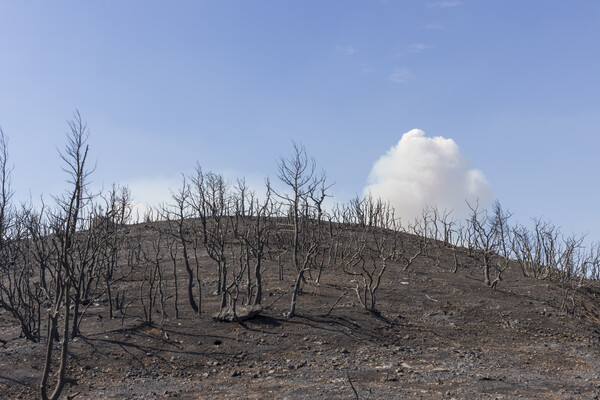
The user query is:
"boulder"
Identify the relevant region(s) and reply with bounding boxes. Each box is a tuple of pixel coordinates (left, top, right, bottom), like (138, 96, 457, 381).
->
(212, 304, 263, 322)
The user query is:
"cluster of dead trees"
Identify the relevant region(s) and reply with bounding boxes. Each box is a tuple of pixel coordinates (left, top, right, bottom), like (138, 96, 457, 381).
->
(511, 217, 600, 313)
(398, 200, 600, 314)
(1, 115, 600, 399)
(0, 116, 135, 399)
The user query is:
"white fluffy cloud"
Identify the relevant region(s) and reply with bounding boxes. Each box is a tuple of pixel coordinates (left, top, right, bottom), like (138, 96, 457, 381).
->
(364, 129, 493, 224)
(125, 175, 182, 221)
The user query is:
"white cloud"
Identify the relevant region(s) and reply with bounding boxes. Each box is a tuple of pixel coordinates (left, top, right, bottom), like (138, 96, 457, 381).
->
(389, 68, 413, 83)
(408, 43, 433, 53)
(427, 1, 462, 9)
(364, 129, 493, 224)
(124, 175, 182, 221)
(337, 45, 356, 55)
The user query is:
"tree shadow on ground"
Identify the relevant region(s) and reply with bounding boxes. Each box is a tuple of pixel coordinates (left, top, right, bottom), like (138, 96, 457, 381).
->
(0, 374, 28, 386)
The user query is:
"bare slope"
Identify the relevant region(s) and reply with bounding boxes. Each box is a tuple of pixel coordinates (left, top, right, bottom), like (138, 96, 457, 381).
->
(2, 221, 600, 399)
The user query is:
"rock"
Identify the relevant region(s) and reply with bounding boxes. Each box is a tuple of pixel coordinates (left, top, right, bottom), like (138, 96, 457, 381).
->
(212, 305, 263, 322)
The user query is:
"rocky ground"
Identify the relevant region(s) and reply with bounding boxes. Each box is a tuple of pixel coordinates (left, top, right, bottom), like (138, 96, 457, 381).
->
(2, 228, 600, 399)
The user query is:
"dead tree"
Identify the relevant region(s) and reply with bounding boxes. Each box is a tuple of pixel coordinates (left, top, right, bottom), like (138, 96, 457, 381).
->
(274, 142, 325, 276)
(233, 180, 273, 306)
(69, 217, 103, 338)
(167, 237, 181, 319)
(491, 201, 512, 288)
(429, 206, 464, 272)
(400, 235, 422, 271)
(431, 207, 454, 246)
(407, 209, 433, 260)
(0, 128, 11, 240)
(449, 224, 465, 273)
(512, 217, 596, 314)
(189, 167, 233, 309)
(284, 223, 320, 318)
(512, 218, 558, 280)
(468, 200, 512, 289)
(0, 132, 45, 342)
(98, 186, 133, 319)
(69, 187, 135, 331)
(314, 217, 341, 285)
(165, 177, 201, 314)
(342, 223, 398, 313)
(273, 142, 328, 318)
(40, 111, 92, 400)
(589, 242, 600, 281)
(347, 195, 396, 230)
(555, 233, 586, 314)
(336, 196, 405, 312)
(0, 207, 45, 342)
(309, 178, 336, 285)
(566, 242, 600, 314)
(68, 189, 130, 338)
(140, 230, 167, 326)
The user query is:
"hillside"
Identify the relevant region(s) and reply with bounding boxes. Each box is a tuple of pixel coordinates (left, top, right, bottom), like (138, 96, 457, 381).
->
(2, 218, 600, 400)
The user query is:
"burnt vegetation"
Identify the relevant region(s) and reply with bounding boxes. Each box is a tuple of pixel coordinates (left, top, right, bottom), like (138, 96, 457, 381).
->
(2, 116, 600, 398)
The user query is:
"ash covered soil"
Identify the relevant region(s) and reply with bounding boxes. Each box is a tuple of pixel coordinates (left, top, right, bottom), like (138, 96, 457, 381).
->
(2, 223, 600, 399)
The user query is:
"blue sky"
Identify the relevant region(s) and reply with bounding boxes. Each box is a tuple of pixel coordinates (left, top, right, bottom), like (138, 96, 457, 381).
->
(1, 1, 599, 240)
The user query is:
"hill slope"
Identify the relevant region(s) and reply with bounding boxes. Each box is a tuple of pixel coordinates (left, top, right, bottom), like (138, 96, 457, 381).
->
(1, 220, 600, 399)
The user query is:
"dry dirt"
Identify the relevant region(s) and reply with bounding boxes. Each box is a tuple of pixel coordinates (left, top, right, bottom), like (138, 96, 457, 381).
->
(2, 223, 600, 399)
